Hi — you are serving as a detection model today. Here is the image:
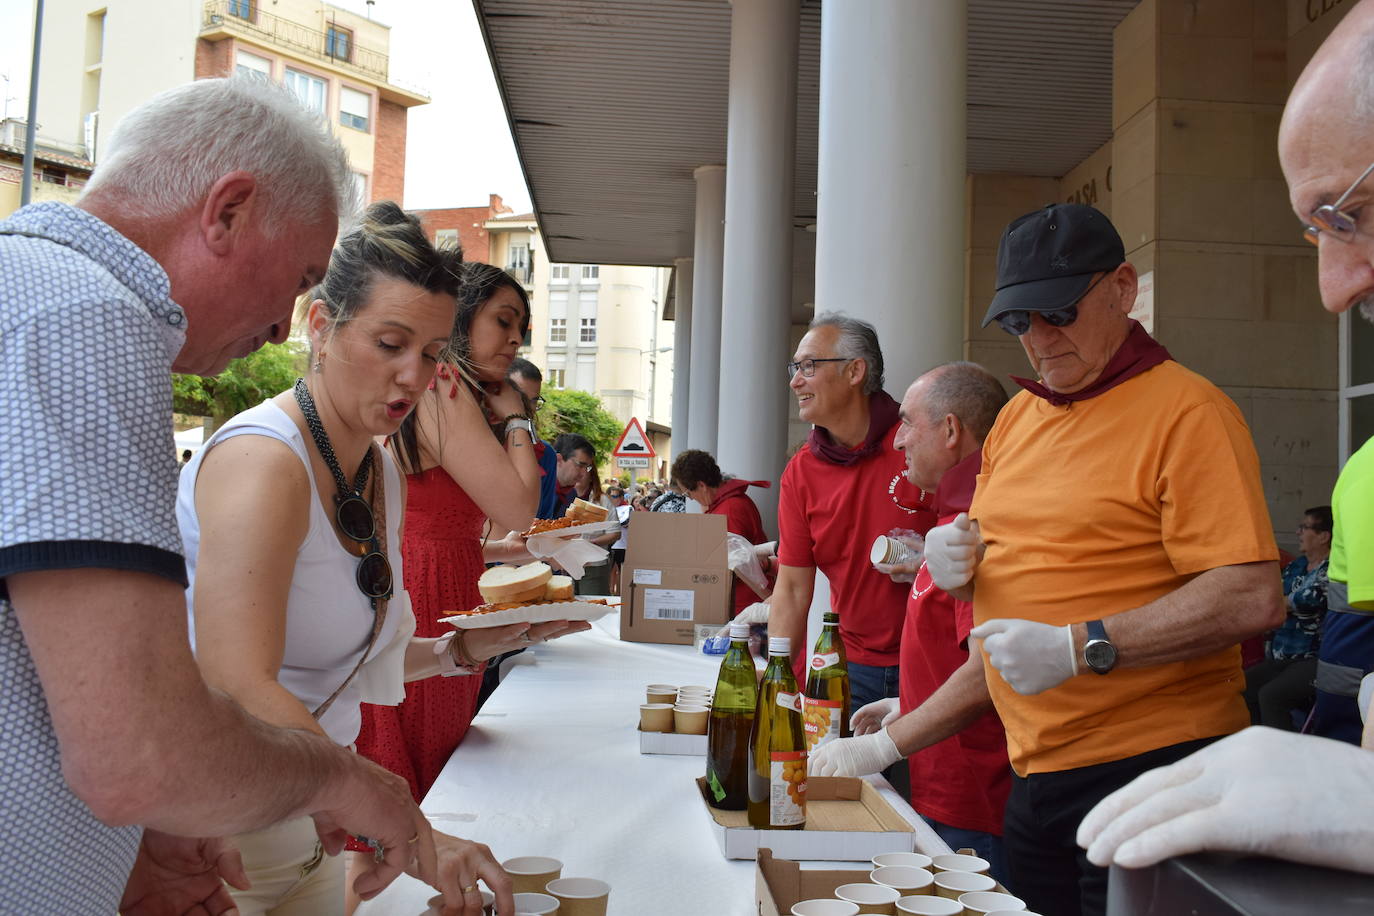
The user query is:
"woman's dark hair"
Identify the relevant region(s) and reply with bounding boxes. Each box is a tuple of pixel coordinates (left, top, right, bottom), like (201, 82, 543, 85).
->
(1305, 505, 1334, 535)
(443, 262, 531, 366)
(390, 260, 534, 476)
(671, 449, 724, 491)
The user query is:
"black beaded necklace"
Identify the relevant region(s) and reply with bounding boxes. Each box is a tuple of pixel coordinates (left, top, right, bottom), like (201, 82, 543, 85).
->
(292, 377, 376, 542)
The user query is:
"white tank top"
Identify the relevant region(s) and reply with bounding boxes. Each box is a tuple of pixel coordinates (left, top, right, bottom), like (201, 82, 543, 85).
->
(177, 399, 415, 746)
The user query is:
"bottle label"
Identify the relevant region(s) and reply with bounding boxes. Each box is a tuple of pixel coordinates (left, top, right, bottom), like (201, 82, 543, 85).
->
(810, 652, 840, 670)
(802, 697, 843, 751)
(769, 750, 806, 826)
(776, 691, 802, 713)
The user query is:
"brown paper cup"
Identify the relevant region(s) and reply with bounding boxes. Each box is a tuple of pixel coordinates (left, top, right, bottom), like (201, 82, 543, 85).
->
(872, 852, 934, 871)
(932, 871, 994, 900)
(545, 877, 610, 916)
(957, 891, 1026, 915)
(896, 896, 962, 915)
(511, 891, 560, 914)
(835, 881, 901, 914)
(502, 857, 563, 896)
(639, 703, 675, 733)
(931, 854, 990, 875)
(870, 866, 934, 896)
(646, 684, 677, 703)
(673, 705, 709, 735)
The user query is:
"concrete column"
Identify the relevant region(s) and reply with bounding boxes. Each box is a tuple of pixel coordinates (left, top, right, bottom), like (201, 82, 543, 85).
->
(716, 0, 799, 534)
(688, 164, 726, 454)
(814, 0, 965, 395)
(670, 256, 693, 462)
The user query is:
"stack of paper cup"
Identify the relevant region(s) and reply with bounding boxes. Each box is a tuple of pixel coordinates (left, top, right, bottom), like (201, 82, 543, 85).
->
(870, 535, 919, 567)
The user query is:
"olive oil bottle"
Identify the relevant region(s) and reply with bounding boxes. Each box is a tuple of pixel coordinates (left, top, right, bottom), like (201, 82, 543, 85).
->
(747, 637, 806, 829)
(803, 611, 851, 751)
(705, 620, 757, 810)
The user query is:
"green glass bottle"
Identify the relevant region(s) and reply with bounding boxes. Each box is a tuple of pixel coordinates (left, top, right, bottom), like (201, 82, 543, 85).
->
(705, 620, 757, 810)
(804, 611, 851, 752)
(747, 637, 807, 830)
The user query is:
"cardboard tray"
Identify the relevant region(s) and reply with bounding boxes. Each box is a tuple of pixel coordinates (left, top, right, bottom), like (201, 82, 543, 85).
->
(755, 848, 873, 916)
(638, 727, 707, 756)
(695, 776, 915, 861)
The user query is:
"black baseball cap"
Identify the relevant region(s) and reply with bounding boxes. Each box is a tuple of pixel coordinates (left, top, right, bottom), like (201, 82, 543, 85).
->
(981, 204, 1125, 328)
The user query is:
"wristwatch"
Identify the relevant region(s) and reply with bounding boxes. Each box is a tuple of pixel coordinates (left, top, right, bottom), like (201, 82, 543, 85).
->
(503, 417, 534, 439)
(1083, 619, 1117, 675)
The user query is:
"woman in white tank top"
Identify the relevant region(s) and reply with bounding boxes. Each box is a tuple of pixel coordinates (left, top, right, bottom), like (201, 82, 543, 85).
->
(178, 203, 519, 916)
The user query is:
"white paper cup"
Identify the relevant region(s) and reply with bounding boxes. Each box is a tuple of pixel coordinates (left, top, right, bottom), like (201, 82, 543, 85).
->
(957, 891, 1026, 915)
(512, 891, 560, 914)
(646, 684, 677, 703)
(502, 856, 563, 896)
(896, 895, 962, 915)
(870, 866, 934, 895)
(932, 871, 995, 900)
(872, 852, 934, 871)
(835, 881, 901, 915)
(545, 877, 610, 916)
(931, 853, 990, 875)
(427, 890, 494, 915)
(792, 900, 860, 916)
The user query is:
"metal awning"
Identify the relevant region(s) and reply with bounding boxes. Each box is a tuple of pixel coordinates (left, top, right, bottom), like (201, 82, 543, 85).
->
(476, 0, 1138, 268)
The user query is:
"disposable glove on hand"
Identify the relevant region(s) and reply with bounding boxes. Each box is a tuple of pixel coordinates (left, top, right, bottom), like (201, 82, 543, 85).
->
(1077, 726, 1374, 875)
(970, 618, 1077, 695)
(923, 513, 981, 591)
(809, 729, 902, 777)
(714, 601, 770, 639)
(849, 697, 900, 736)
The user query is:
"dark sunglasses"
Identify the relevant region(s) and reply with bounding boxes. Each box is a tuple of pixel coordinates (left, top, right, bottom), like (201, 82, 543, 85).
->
(994, 271, 1108, 337)
(336, 494, 393, 601)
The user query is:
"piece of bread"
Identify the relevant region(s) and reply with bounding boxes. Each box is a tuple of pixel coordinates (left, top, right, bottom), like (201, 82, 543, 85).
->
(478, 562, 553, 604)
(566, 498, 609, 523)
(545, 575, 574, 601)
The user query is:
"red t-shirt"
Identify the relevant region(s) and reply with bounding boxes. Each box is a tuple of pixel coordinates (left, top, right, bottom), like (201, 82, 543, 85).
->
(898, 450, 1009, 836)
(708, 479, 770, 618)
(777, 422, 937, 667)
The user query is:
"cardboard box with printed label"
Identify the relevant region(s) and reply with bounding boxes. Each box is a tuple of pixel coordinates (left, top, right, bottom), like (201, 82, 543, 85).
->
(620, 512, 731, 645)
(696, 776, 917, 861)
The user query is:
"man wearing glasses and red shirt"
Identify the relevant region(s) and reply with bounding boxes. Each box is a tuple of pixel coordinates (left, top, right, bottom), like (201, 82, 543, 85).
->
(923, 203, 1283, 916)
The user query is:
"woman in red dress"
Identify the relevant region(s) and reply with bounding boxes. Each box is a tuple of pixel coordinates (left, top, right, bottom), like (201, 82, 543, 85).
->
(354, 263, 587, 808)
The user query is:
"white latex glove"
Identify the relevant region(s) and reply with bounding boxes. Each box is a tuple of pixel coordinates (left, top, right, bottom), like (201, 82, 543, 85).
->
(923, 513, 981, 591)
(970, 618, 1077, 695)
(1077, 727, 1374, 875)
(713, 600, 770, 639)
(809, 729, 902, 777)
(849, 697, 901, 736)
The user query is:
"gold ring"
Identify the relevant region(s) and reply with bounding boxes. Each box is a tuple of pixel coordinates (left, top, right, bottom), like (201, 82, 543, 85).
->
(462, 884, 477, 894)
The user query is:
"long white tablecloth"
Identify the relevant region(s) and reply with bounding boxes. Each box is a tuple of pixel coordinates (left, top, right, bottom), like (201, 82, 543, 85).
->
(356, 609, 946, 915)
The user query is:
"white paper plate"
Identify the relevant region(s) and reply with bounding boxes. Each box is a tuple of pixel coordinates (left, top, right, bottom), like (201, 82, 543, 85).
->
(439, 599, 617, 629)
(522, 519, 621, 540)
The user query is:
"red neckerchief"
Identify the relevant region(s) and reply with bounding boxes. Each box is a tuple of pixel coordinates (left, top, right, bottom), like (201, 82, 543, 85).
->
(706, 478, 771, 513)
(807, 391, 901, 467)
(1011, 320, 1172, 406)
(933, 449, 982, 517)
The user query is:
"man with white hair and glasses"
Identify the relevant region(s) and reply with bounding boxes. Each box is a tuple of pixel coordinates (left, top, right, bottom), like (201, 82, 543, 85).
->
(0, 77, 442, 912)
(922, 203, 1282, 915)
(1080, 0, 1374, 882)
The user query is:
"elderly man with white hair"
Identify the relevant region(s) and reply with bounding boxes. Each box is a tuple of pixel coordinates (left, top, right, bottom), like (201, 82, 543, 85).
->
(0, 77, 447, 913)
(1079, 0, 1374, 882)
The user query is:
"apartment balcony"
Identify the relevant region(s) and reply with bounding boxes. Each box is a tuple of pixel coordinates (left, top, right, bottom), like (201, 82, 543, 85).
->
(201, 0, 389, 84)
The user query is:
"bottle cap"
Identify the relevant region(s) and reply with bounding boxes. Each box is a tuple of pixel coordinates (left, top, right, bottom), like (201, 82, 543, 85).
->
(768, 636, 790, 655)
(822, 611, 839, 624)
(729, 620, 750, 640)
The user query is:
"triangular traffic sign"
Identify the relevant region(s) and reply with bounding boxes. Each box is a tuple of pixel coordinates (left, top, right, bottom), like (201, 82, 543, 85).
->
(612, 417, 656, 458)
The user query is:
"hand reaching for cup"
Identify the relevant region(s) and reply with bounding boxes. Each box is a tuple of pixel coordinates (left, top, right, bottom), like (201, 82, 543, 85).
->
(420, 830, 512, 916)
(850, 697, 901, 736)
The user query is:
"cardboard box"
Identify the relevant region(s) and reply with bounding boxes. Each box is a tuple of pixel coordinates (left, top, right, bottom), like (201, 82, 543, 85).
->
(696, 776, 916, 861)
(755, 848, 1013, 916)
(620, 513, 731, 645)
(638, 727, 707, 756)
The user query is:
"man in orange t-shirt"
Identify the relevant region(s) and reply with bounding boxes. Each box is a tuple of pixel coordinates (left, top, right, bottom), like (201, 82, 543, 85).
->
(924, 204, 1282, 916)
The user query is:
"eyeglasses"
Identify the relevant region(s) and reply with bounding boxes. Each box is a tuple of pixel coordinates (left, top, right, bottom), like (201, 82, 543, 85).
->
(1295, 523, 1327, 534)
(572, 458, 595, 472)
(787, 357, 851, 380)
(335, 495, 393, 601)
(533, 395, 546, 410)
(1304, 161, 1374, 245)
(994, 271, 1108, 337)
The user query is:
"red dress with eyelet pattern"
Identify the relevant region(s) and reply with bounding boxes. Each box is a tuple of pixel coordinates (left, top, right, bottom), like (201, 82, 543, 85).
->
(355, 466, 486, 803)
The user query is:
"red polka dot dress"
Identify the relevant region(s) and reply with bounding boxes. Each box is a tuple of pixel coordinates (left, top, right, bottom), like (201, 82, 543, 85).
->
(355, 466, 485, 802)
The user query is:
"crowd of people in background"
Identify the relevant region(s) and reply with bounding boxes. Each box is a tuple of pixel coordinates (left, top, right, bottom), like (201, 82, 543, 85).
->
(6, 5, 1374, 914)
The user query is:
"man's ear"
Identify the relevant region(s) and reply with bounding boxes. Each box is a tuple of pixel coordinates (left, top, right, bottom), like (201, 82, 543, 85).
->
(1111, 261, 1139, 316)
(200, 171, 259, 256)
(943, 413, 963, 449)
(847, 357, 867, 391)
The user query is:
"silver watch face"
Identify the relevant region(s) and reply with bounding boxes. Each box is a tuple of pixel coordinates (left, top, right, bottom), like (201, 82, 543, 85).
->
(1085, 639, 1117, 673)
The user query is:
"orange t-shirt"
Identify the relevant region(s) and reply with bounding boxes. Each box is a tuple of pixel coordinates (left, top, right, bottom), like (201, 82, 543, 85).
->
(968, 360, 1277, 777)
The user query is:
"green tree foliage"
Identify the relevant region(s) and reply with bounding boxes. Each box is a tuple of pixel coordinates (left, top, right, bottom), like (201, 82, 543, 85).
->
(171, 341, 308, 427)
(536, 388, 622, 461)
